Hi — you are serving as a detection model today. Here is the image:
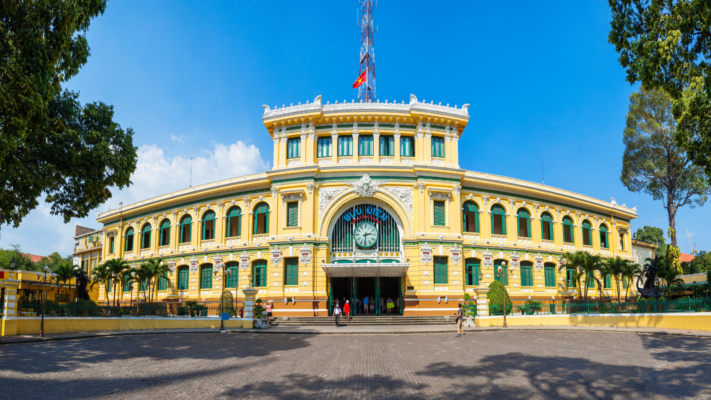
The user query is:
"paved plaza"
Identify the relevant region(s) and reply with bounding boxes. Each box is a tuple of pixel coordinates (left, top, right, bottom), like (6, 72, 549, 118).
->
(1, 331, 710, 399)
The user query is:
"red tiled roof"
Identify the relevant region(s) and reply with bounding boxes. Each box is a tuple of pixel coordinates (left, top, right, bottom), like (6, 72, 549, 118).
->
(679, 253, 696, 263)
(23, 254, 45, 263)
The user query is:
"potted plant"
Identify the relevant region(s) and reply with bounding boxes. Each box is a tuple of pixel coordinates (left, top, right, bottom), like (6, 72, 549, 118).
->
(462, 293, 476, 327)
(253, 298, 269, 329)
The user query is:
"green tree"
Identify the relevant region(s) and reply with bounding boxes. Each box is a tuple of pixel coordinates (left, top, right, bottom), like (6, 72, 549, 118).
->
(89, 262, 112, 306)
(620, 88, 710, 247)
(0, 244, 37, 271)
(609, 0, 711, 184)
(559, 251, 585, 298)
(687, 251, 711, 274)
(102, 258, 129, 307)
(633, 226, 668, 258)
(0, 0, 138, 233)
(486, 280, 511, 315)
(579, 253, 603, 302)
(622, 262, 644, 300)
(53, 262, 76, 303)
(603, 256, 629, 303)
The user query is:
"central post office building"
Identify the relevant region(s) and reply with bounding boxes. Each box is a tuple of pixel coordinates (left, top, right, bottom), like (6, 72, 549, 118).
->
(95, 95, 638, 317)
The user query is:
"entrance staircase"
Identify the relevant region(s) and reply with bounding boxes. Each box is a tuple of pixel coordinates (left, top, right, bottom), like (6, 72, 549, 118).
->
(270, 315, 455, 327)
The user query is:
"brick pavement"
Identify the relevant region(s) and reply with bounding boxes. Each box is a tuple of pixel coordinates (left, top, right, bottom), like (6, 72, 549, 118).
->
(1, 331, 710, 399)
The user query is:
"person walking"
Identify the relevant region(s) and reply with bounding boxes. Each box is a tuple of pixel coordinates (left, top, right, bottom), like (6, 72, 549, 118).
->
(363, 296, 369, 314)
(334, 303, 341, 327)
(265, 301, 273, 325)
(386, 298, 394, 314)
(344, 300, 351, 321)
(455, 303, 464, 337)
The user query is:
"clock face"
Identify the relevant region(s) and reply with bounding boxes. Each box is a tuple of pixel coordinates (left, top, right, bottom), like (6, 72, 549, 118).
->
(354, 222, 378, 248)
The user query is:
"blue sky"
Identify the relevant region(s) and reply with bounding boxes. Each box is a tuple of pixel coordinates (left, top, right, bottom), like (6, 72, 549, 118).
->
(2, 1, 708, 256)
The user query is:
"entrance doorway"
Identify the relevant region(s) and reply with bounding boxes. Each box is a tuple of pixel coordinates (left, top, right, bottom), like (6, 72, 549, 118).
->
(329, 277, 403, 316)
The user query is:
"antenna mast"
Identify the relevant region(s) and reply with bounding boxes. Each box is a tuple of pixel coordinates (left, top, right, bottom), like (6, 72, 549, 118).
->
(358, 0, 376, 103)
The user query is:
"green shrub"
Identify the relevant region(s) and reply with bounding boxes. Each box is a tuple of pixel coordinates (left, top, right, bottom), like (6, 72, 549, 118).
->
(487, 280, 512, 315)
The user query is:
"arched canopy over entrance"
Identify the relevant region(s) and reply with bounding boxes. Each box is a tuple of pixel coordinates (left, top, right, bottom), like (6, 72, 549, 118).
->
(329, 202, 403, 264)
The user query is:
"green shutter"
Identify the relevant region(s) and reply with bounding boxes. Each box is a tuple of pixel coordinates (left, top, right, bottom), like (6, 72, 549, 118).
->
(109, 238, 114, 254)
(178, 267, 189, 290)
(201, 266, 213, 289)
(434, 256, 448, 284)
(521, 263, 532, 286)
(434, 201, 445, 226)
(225, 264, 238, 288)
(545, 265, 555, 287)
(287, 202, 298, 227)
(285, 258, 298, 286)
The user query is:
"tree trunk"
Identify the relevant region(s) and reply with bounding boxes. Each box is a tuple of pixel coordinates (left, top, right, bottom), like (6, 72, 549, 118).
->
(667, 192, 677, 247)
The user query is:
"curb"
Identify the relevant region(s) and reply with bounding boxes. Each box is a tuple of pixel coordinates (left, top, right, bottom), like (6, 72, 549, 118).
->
(2, 326, 710, 344)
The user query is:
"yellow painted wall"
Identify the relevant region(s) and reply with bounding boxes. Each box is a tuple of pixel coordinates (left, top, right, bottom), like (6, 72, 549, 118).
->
(475, 313, 711, 332)
(12, 317, 253, 335)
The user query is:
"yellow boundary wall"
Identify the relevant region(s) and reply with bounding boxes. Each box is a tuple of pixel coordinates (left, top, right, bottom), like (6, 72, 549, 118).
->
(475, 313, 711, 332)
(2, 317, 254, 336)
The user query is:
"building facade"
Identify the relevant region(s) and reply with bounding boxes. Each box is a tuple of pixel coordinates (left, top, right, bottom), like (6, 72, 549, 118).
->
(73, 225, 103, 276)
(95, 95, 638, 316)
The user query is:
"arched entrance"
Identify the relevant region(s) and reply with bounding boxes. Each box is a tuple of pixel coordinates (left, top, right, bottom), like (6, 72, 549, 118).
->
(324, 202, 408, 317)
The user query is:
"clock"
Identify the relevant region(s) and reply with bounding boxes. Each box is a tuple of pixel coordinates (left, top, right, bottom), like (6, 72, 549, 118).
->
(354, 222, 378, 248)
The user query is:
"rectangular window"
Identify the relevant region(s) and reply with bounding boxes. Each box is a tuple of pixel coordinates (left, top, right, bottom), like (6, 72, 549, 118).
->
(284, 257, 298, 286)
(518, 218, 530, 238)
(566, 268, 576, 288)
(492, 214, 505, 235)
(158, 272, 168, 291)
(109, 237, 115, 254)
(379, 135, 394, 156)
(359, 135, 374, 156)
(587, 275, 596, 288)
(107, 280, 112, 293)
(287, 138, 300, 159)
(619, 233, 625, 250)
(400, 137, 414, 157)
(544, 265, 556, 287)
(520, 264, 533, 287)
(255, 212, 269, 234)
(463, 210, 479, 232)
(542, 220, 552, 240)
(253, 261, 267, 287)
(465, 261, 480, 286)
(431, 136, 445, 158)
(338, 136, 353, 156)
(434, 256, 448, 284)
(433, 200, 446, 226)
(178, 267, 189, 290)
(125, 234, 134, 251)
(201, 266, 212, 289)
(605, 274, 611, 289)
(317, 137, 332, 158)
(287, 201, 299, 227)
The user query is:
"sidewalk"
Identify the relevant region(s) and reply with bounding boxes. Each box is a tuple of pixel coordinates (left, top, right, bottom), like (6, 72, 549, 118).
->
(2, 324, 710, 344)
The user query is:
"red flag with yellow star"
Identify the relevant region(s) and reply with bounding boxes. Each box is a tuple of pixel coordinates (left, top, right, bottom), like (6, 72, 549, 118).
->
(352, 69, 367, 89)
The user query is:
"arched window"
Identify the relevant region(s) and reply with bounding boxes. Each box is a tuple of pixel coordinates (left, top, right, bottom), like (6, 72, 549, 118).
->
(465, 258, 480, 285)
(159, 220, 171, 246)
(125, 228, 134, 252)
(177, 266, 189, 290)
(494, 259, 508, 286)
(517, 208, 531, 238)
(563, 216, 574, 243)
(582, 220, 592, 246)
(541, 212, 554, 241)
(520, 261, 533, 286)
(225, 262, 239, 288)
(200, 264, 212, 289)
(600, 224, 609, 248)
(141, 224, 152, 249)
(253, 203, 270, 234)
(544, 262, 556, 287)
(226, 207, 242, 238)
(180, 215, 192, 243)
(491, 204, 507, 235)
(462, 201, 479, 233)
(202, 210, 216, 240)
(253, 260, 267, 287)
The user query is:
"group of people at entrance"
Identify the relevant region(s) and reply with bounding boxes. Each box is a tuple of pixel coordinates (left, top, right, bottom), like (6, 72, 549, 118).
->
(358, 297, 398, 314)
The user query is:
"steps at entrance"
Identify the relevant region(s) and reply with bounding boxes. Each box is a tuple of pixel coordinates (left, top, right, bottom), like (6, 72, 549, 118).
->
(270, 315, 455, 327)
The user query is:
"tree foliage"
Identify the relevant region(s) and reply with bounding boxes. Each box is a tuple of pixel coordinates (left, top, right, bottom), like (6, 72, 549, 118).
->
(633, 226, 668, 258)
(621, 87, 709, 246)
(486, 280, 511, 308)
(609, 0, 711, 183)
(685, 250, 711, 274)
(0, 0, 137, 231)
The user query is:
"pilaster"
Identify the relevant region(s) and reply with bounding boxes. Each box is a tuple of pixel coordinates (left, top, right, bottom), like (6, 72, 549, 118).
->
(2, 279, 20, 336)
(373, 131, 380, 164)
(393, 124, 401, 164)
(272, 136, 280, 170)
(473, 286, 490, 322)
(299, 132, 307, 166)
(330, 132, 338, 165)
(352, 131, 359, 164)
(278, 136, 288, 169)
(451, 125, 460, 167)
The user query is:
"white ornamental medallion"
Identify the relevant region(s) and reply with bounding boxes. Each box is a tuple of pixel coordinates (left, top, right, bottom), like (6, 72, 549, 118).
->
(450, 244, 462, 266)
(168, 260, 176, 273)
(299, 243, 312, 264)
(189, 257, 199, 273)
(510, 253, 520, 269)
(350, 174, 385, 197)
(534, 254, 544, 271)
(271, 245, 283, 267)
(213, 255, 223, 270)
(420, 243, 433, 265)
(482, 250, 494, 269)
(239, 251, 250, 270)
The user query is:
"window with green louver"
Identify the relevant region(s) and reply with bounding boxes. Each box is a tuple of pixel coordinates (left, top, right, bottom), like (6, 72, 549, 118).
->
(359, 135, 374, 156)
(433, 201, 446, 226)
(491, 205, 507, 235)
(520, 262, 533, 286)
(158, 272, 168, 291)
(201, 265, 212, 289)
(317, 137, 331, 158)
(287, 202, 298, 227)
(544, 263, 556, 287)
(400, 137, 414, 157)
(253, 260, 267, 287)
(431, 137, 444, 158)
(338, 136, 353, 156)
(287, 138, 300, 159)
(434, 256, 448, 284)
(284, 257, 298, 286)
(517, 209, 531, 238)
(379, 135, 394, 156)
(178, 266, 189, 290)
(465, 258, 480, 285)
(541, 212, 554, 240)
(462, 201, 479, 233)
(563, 217, 574, 243)
(225, 263, 238, 288)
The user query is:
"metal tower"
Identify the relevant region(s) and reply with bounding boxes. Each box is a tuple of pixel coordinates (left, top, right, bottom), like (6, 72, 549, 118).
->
(358, 0, 376, 103)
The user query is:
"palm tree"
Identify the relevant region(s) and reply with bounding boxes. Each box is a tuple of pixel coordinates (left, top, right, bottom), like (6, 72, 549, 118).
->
(622, 262, 644, 300)
(603, 256, 629, 303)
(54, 262, 75, 303)
(102, 258, 130, 307)
(660, 265, 685, 297)
(579, 252, 603, 301)
(152, 260, 171, 303)
(137, 258, 164, 303)
(558, 252, 584, 298)
(90, 262, 112, 306)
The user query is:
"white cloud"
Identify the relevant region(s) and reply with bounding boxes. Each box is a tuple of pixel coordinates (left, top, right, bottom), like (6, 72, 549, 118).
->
(170, 133, 185, 143)
(0, 140, 270, 256)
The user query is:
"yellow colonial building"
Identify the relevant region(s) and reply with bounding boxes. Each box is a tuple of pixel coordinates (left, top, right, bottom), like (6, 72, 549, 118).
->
(94, 95, 638, 317)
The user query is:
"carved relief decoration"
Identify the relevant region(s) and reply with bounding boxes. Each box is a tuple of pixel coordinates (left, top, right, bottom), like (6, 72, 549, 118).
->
(420, 243, 433, 265)
(382, 186, 413, 216)
(270, 245, 283, 267)
(450, 244, 462, 265)
(189, 257, 199, 273)
(318, 187, 348, 217)
(350, 174, 385, 197)
(239, 251, 250, 270)
(482, 250, 494, 268)
(299, 243, 312, 264)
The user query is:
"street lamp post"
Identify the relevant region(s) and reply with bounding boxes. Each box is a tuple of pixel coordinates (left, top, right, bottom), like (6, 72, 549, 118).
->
(496, 262, 509, 328)
(9, 257, 15, 270)
(215, 266, 233, 331)
(36, 265, 57, 338)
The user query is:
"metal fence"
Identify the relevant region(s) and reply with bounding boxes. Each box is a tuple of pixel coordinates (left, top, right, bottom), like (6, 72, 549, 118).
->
(488, 298, 711, 316)
(16, 302, 240, 318)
